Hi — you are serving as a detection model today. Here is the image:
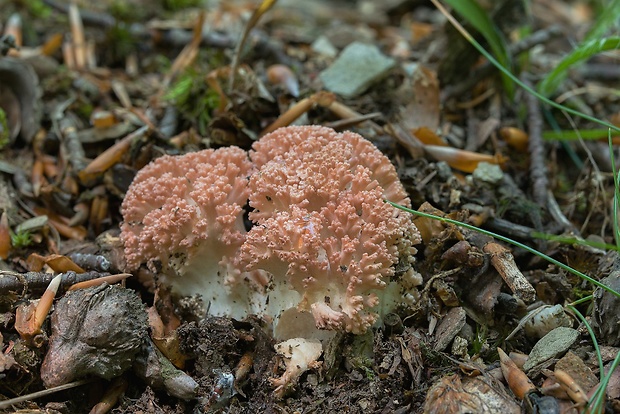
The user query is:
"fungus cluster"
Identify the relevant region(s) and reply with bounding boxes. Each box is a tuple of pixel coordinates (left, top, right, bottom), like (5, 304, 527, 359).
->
(120, 147, 266, 320)
(120, 125, 421, 393)
(242, 126, 420, 334)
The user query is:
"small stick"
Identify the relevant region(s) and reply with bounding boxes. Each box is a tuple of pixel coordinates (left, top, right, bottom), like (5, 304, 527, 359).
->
(68, 273, 132, 291)
(483, 242, 536, 303)
(325, 112, 382, 130)
(259, 91, 335, 136)
(58, 115, 88, 173)
(161, 11, 205, 89)
(0, 270, 114, 293)
(0, 378, 95, 409)
(523, 77, 548, 209)
(89, 377, 128, 414)
(68, 4, 86, 70)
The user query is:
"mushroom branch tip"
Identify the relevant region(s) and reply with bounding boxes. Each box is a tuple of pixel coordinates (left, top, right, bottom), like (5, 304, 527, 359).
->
(241, 126, 421, 334)
(120, 146, 265, 319)
(120, 125, 421, 335)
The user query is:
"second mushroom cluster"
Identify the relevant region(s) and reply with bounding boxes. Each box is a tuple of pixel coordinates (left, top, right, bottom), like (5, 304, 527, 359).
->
(120, 125, 422, 394)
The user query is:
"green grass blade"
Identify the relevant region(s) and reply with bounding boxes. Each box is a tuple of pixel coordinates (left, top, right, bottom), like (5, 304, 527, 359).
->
(388, 200, 620, 299)
(590, 349, 620, 411)
(543, 129, 620, 141)
(443, 0, 513, 97)
(430, 0, 620, 134)
(610, 129, 620, 250)
(583, 0, 620, 43)
(531, 231, 620, 252)
(538, 36, 620, 97)
(567, 304, 604, 375)
(570, 295, 593, 306)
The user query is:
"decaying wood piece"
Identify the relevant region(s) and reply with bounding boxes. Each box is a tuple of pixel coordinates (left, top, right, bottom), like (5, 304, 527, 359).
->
(483, 242, 536, 303)
(0, 270, 117, 294)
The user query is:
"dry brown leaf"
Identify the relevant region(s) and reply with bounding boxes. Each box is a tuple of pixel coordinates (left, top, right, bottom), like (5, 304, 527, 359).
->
(401, 64, 440, 132)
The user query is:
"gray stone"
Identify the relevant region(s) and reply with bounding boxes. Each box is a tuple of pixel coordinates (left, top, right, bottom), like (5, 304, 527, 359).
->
(473, 162, 504, 184)
(311, 35, 338, 58)
(434, 307, 466, 352)
(523, 327, 579, 371)
(319, 41, 395, 98)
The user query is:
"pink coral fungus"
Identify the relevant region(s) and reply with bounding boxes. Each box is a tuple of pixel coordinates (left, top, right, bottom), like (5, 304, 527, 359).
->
(241, 126, 421, 334)
(120, 126, 421, 335)
(120, 146, 264, 319)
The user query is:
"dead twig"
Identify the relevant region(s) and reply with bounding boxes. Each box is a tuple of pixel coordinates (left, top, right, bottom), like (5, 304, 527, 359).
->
(483, 242, 536, 303)
(229, 0, 277, 92)
(0, 378, 96, 410)
(523, 77, 548, 209)
(0, 270, 114, 294)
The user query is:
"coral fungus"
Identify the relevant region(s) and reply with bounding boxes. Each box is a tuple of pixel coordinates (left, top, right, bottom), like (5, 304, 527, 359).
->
(120, 126, 421, 334)
(120, 146, 265, 319)
(241, 126, 421, 334)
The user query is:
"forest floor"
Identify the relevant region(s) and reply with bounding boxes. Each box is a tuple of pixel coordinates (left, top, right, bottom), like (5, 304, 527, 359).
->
(0, 0, 620, 413)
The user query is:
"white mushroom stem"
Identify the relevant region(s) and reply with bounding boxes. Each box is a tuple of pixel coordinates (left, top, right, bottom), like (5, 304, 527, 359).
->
(271, 338, 323, 399)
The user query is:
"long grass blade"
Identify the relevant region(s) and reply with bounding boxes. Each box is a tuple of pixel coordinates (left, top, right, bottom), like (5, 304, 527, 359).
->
(543, 129, 620, 141)
(567, 304, 603, 375)
(583, 0, 620, 43)
(538, 37, 620, 97)
(443, 0, 513, 96)
(531, 232, 620, 252)
(430, 0, 620, 134)
(609, 129, 620, 250)
(388, 200, 620, 299)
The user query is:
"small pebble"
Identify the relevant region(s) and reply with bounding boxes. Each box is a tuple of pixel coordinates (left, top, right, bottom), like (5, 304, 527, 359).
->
(524, 327, 579, 371)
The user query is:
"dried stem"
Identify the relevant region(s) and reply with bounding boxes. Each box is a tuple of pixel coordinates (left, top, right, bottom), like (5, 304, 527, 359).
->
(483, 242, 536, 303)
(523, 76, 548, 209)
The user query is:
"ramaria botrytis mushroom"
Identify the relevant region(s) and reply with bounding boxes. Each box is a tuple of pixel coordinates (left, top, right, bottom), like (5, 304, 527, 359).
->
(120, 146, 267, 320)
(120, 125, 422, 395)
(242, 126, 421, 335)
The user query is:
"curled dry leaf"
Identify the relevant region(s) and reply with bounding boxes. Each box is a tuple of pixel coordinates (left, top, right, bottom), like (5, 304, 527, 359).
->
(0, 57, 41, 144)
(26, 253, 85, 273)
(423, 145, 507, 174)
(14, 274, 62, 347)
(553, 368, 588, 406)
